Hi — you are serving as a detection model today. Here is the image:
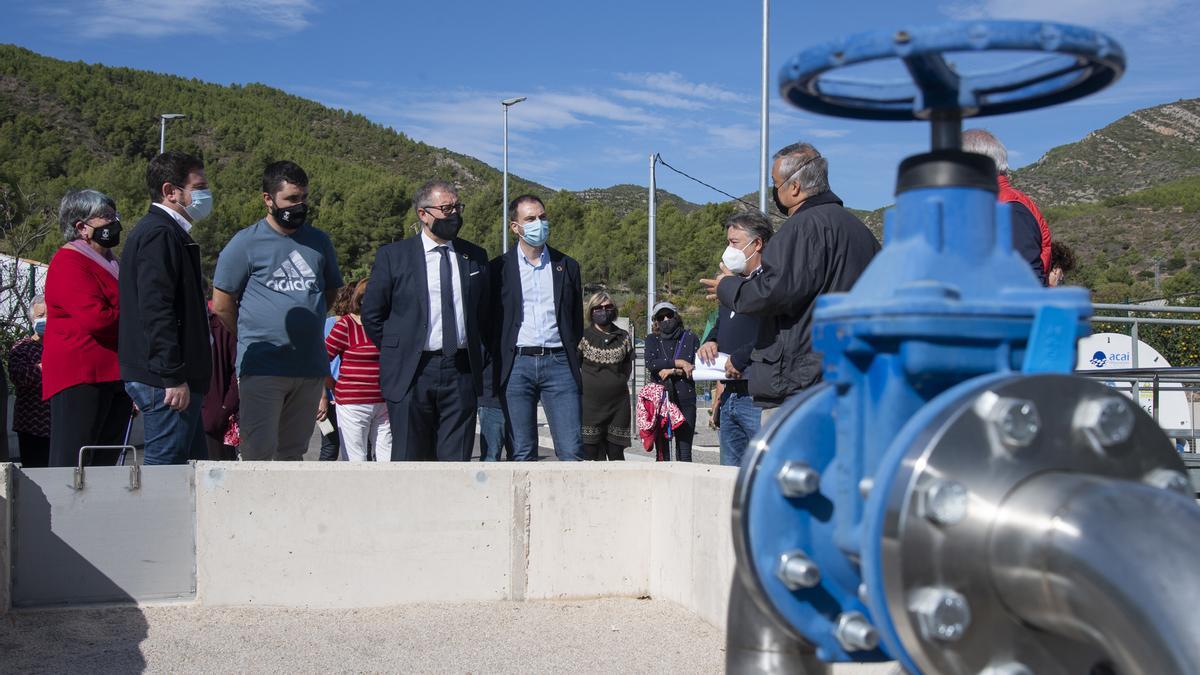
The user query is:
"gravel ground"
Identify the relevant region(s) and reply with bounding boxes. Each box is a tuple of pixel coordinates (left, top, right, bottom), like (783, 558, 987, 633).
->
(0, 598, 724, 674)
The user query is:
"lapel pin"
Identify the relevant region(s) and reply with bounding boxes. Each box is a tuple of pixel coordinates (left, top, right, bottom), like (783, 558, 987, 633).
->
(556, 265, 563, 272)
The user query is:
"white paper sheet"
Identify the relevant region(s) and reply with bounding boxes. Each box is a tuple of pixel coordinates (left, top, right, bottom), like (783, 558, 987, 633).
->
(694, 352, 738, 381)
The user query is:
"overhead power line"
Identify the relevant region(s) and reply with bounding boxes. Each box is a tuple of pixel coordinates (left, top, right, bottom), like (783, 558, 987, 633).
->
(655, 154, 760, 210)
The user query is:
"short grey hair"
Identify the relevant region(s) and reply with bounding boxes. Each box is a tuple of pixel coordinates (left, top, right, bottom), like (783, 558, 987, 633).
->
(58, 189, 117, 242)
(962, 128, 1009, 174)
(725, 210, 774, 246)
(773, 142, 829, 196)
(413, 180, 458, 211)
(29, 294, 45, 323)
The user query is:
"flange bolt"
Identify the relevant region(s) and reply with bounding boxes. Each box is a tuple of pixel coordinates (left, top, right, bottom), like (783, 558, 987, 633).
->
(990, 397, 1040, 447)
(1077, 397, 1135, 447)
(920, 479, 969, 526)
(911, 587, 971, 642)
(1144, 468, 1193, 496)
(835, 612, 879, 652)
(777, 461, 820, 498)
(777, 551, 821, 590)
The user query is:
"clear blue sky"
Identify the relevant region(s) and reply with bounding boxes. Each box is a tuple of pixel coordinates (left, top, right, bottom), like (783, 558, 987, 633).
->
(2, 0, 1197, 209)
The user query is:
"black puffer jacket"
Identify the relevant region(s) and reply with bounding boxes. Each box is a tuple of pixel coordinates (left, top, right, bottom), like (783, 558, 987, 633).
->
(716, 191, 879, 407)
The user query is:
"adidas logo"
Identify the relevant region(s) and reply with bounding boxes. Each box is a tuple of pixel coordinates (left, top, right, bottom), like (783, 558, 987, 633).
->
(265, 250, 319, 292)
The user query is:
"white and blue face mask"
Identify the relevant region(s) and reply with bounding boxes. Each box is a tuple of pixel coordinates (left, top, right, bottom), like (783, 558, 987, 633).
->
(184, 188, 214, 222)
(521, 218, 549, 247)
(33, 318, 46, 337)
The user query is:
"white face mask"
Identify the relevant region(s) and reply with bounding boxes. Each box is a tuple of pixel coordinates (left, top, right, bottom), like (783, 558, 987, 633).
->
(721, 239, 758, 275)
(184, 188, 214, 222)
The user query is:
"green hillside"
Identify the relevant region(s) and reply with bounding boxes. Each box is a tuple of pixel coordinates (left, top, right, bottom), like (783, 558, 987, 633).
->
(2, 43, 1197, 349)
(0, 44, 733, 331)
(1012, 98, 1200, 206)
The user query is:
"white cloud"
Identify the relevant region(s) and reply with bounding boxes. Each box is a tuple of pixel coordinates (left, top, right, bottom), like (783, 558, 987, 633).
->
(38, 0, 317, 38)
(942, 0, 1178, 27)
(612, 89, 707, 111)
(616, 71, 747, 105)
(707, 124, 760, 151)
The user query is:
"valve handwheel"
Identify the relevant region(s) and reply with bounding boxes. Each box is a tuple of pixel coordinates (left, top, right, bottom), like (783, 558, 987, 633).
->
(778, 21, 1125, 149)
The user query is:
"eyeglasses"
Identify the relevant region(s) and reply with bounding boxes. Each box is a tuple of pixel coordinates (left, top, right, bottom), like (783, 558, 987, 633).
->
(595, 304, 616, 312)
(422, 203, 465, 216)
(655, 312, 676, 320)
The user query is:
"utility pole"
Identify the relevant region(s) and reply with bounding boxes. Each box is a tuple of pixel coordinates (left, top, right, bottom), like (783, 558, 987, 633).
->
(759, 0, 770, 213)
(648, 153, 659, 335)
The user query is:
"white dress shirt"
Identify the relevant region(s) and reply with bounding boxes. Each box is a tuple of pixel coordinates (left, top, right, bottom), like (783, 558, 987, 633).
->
(515, 246, 562, 348)
(421, 231, 467, 352)
(152, 202, 192, 233)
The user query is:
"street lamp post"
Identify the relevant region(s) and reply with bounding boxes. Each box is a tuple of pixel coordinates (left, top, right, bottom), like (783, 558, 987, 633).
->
(501, 97, 526, 253)
(159, 113, 186, 154)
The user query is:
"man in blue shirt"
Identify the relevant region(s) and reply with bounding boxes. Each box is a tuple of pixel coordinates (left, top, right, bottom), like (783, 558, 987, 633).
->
(211, 161, 343, 461)
(489, 195, 584, 461)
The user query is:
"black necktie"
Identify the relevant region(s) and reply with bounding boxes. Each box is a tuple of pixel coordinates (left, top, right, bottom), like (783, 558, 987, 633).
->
(437, 246, 457, 356)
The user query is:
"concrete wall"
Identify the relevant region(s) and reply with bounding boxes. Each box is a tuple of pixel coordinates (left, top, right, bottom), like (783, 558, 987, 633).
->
(0, 463, 10, 612)
(193, 462, 736, 621)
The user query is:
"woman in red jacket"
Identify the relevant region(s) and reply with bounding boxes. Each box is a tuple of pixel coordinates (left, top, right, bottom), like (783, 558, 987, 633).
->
(42, 189, 132, 467)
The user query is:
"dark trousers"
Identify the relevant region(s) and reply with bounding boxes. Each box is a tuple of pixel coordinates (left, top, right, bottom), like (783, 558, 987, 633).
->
(386, 351, 476, 461)
(49, 381, 132, 468)
(319, 402, 341, 461)
(18, 433, 51, 468)
(655, 403, 696, 462)
(584, 442, 625, 461)
(205, 436, 238, 461)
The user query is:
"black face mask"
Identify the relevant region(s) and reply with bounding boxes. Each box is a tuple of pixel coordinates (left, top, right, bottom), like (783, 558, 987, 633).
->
(658, 317, 680, 335)
(91, 221, 122, 248)
(272, 201, 308, 230)
(592, 309, 616, 326)
(430, 213, 463, 241)
(772, 186, 790, 215)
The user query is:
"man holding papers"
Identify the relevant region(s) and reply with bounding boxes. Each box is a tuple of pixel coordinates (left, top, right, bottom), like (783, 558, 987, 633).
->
(697, 211, 773, 467)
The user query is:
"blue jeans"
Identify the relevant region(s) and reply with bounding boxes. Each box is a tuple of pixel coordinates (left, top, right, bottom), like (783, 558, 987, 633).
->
(124, 381, 207, 466)
(718, 390, 761, 467)
(479, 404, 511, 461)
(504, 352, 584, 461)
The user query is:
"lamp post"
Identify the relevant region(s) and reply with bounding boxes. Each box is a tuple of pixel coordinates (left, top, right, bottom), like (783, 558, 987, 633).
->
(759, 0, 769, 213)
(501, 96, 526, 253)
(159, 113, 186, 154)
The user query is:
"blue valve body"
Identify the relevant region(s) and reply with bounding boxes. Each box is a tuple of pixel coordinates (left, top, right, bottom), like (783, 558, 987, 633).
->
(744, 181, 1091, 664)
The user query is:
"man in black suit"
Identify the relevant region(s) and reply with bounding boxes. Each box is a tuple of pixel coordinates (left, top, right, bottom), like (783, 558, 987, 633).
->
(361, 180, 490, 461)
(490, 195, 584, 461)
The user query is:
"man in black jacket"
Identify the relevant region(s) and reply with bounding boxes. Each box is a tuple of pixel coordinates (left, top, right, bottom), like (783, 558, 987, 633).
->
(698, 210, 772, 466)
(701, 142, 879, 409)
(489, 195, 584, 461)
(361, 180, 490, 461)
(119, 151, 213, 464)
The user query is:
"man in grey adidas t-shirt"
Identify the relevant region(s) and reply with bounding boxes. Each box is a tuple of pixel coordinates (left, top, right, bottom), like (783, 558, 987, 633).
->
(212, 161, 343, 460)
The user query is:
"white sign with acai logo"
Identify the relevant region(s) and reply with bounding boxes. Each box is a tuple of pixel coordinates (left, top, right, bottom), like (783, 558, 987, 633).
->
(1075, 333, 1192, 433)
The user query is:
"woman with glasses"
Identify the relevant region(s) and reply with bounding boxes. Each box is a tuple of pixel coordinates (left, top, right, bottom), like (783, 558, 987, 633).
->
(578, 291, 633, 461)
(42, 189, 132, 467)
(643, 300, 699, 462)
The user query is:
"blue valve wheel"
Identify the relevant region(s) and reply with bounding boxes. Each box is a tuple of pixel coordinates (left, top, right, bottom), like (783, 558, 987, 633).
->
(779, 21, 1125, 120)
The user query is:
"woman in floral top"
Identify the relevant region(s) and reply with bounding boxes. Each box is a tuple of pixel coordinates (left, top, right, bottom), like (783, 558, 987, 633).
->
(8, 296, 50, 467)
(578, 291, 634, 461)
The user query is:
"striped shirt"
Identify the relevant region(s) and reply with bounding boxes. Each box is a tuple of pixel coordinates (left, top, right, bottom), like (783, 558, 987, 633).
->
(325, 315, 383, 405)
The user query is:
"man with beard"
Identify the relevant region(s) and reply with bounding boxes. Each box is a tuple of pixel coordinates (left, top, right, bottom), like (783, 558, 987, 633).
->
(212, 161, 343, 461)
(361, 180, 491, 461)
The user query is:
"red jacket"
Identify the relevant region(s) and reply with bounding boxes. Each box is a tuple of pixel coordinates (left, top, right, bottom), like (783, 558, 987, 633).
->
(998, 175, 1052, 275)
(42, 246, 122, 400)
